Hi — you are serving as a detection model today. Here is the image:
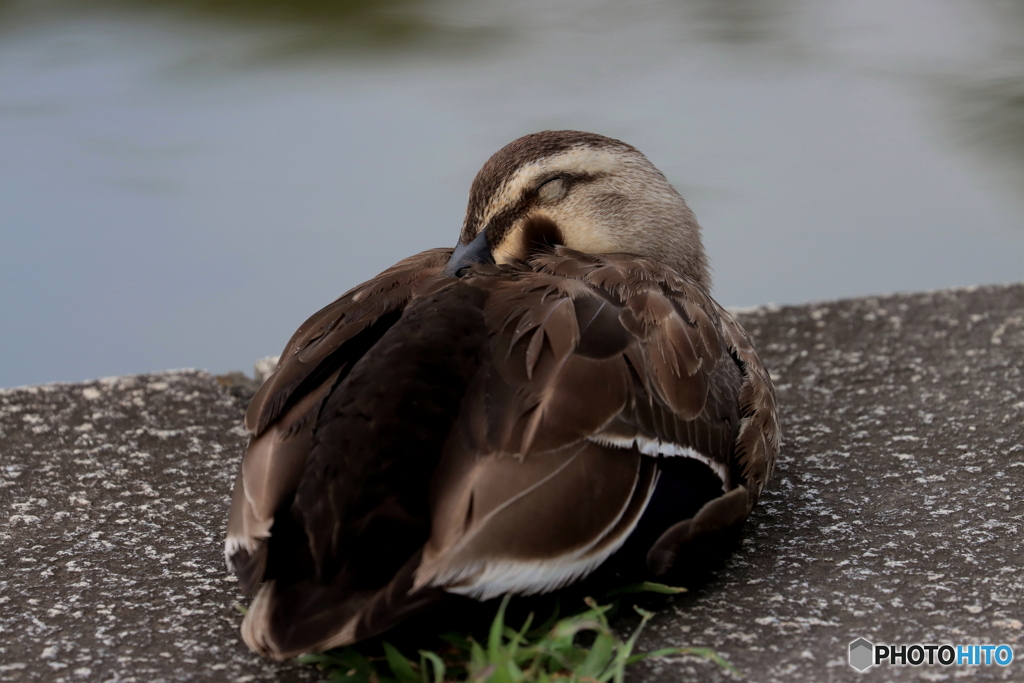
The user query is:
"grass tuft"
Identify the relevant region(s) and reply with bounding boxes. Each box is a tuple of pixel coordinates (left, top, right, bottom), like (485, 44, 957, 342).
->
(298, 584, 736, 682)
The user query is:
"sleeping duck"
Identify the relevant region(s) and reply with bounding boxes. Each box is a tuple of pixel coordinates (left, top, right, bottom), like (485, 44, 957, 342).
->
(225, 130, 780, 660)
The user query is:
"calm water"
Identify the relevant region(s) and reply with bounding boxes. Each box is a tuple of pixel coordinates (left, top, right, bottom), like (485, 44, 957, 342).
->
(2, 0, 1023, 388)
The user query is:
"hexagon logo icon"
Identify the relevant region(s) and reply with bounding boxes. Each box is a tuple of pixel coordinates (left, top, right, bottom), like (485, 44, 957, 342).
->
(849, 638, 874, 671)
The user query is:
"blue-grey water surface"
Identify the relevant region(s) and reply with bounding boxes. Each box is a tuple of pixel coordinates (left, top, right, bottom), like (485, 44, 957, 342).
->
(2, 0, 1023, 387)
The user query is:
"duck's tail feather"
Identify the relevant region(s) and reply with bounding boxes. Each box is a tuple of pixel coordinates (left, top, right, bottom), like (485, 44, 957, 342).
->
(241, 550, 443, 661)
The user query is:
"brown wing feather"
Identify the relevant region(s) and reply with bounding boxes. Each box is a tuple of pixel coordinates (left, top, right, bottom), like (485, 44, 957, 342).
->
(478, 275, 633, 454)
(413, 248, 778, 596)
(236, 280, 491, 658)
(720, 309, 780, 498)
(226, 250, 452, 596)
(244, 249, 452, 435)
(546, 251, 779, 569)
(229, 246, 779, 658)
(226, 368, 339, 594)
(417, 438, 658, 598)
(534, 249, 742, 466)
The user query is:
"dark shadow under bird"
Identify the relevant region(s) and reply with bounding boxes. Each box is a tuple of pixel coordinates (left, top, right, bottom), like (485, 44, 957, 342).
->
(224, 130, 780, 660)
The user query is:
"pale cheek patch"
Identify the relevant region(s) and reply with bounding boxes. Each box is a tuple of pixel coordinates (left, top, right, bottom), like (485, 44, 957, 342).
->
(493, 227, 524, 264)
(551, 211, 620, 255)
(492, 209, 619, 264)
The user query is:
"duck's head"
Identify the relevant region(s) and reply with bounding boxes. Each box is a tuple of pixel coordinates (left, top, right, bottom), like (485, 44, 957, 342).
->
(447, 130, 710, 289)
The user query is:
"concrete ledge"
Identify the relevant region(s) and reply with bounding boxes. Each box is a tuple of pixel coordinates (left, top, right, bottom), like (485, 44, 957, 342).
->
(0, 371, 312, 682)
(637, 284, 1024, 682)
(2, 283, 1022, 682)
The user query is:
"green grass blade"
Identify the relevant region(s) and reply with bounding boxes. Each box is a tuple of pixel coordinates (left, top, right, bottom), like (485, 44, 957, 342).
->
(469, 638, 488, 674)
(506, 611, 535, 661)
(488, 594, 512, 662)
(623, 606, 654, 653)
(577, 632, 615, 679)
(624, 647, 685, 664)
(526, 600, 561, 638)
(383, 642, 420, 683)
(601, 606, 654, 683)
(335, 647, 376, 677)
(550, 618, 606, 640)
(299, 647, 378, 682)
(299, 588, 733, 683)
(606, 582, 687, 596)
(418, 650, 447, 683)
(472, 663, 496, 682)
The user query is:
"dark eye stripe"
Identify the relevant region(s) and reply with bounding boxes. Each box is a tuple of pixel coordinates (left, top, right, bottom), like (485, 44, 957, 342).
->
(481, 204, 527, 247)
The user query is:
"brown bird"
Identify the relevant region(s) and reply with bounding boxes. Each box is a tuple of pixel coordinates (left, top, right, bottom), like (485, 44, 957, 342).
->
(225, 130, 780, 660)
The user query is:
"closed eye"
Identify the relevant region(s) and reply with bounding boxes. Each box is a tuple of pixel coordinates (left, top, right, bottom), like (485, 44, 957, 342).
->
(536, 176, 567, 201)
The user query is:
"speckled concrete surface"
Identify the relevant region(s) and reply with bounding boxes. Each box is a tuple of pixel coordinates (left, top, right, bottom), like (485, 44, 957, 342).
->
(0, 372, 313, 682)
(1, 284, 1022, 682)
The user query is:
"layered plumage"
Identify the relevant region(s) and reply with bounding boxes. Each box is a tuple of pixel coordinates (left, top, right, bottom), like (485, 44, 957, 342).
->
(225, 130, 780, 659)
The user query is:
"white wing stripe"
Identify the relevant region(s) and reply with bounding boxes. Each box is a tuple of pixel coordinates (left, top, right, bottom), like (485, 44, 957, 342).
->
(588, 434, 729, 491)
